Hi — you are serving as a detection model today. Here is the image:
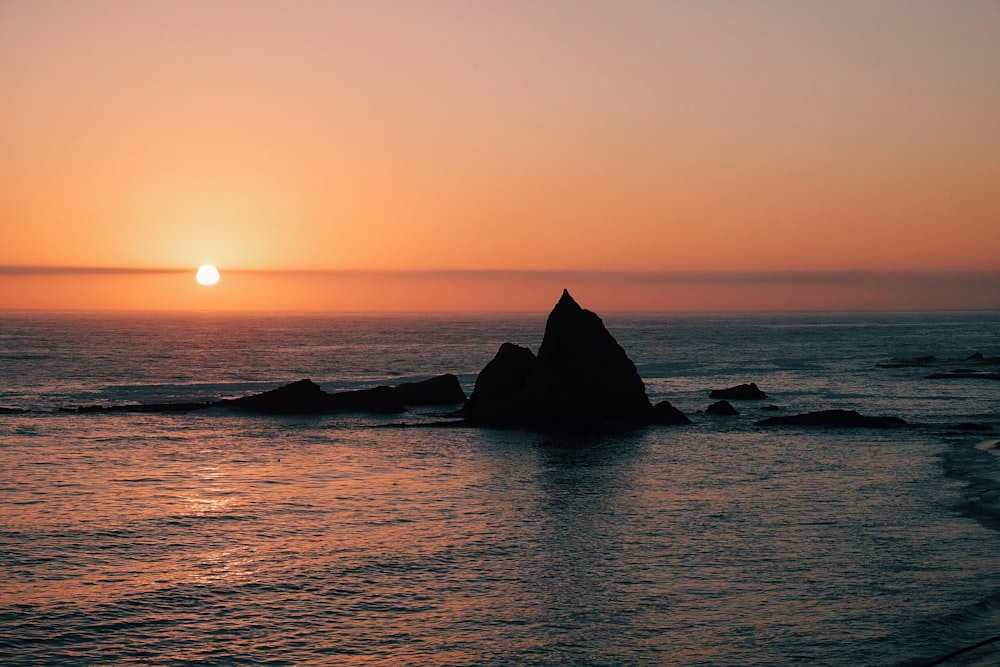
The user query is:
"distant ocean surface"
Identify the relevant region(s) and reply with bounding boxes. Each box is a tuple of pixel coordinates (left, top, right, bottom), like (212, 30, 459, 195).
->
(2, 310, 1000, 666)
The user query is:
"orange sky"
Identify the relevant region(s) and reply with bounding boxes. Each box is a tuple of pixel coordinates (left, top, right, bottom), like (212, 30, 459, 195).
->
(1, 1, 998, 311)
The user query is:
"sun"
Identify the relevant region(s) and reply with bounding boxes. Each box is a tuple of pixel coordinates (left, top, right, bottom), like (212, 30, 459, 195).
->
(195, 264, 220, 286)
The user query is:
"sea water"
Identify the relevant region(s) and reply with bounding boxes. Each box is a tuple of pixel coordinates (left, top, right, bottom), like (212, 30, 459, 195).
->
(1, 310, 999, 666)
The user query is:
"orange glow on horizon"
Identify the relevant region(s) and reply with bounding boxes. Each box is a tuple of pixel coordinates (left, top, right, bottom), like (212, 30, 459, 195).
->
(1, 3, 998, 311)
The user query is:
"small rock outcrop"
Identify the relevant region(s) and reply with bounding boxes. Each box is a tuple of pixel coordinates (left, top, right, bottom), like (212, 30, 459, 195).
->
(226, 378, 332, 414)
(706, 400, 739, 416)
(650, 400, 692, 425)
(463, 343, 536, 419)
(755, 409, 907, 428)
(395, 374, 466, 405)
(223, 379, 405, 414)
(710, 383, 767, 400)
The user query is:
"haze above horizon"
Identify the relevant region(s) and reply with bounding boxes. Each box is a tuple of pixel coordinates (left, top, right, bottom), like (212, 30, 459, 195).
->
(2, 1, 998, 311)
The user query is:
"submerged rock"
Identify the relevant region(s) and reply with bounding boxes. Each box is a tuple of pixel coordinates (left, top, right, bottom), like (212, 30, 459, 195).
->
(946, 423, 994, 431)
(706, 400, 739, 416)
(875, 355, 938, 368)
(395, 374, 466, 405)
(927, 370, 1000, 380)
(710, 383, 768, 400)
(0, 406, 27, 414)
(755, 409, 907, 429)
(967, 352, 1000, 365)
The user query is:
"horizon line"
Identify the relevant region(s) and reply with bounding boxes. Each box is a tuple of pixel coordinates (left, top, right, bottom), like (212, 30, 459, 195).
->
(2, 265, 997, 285)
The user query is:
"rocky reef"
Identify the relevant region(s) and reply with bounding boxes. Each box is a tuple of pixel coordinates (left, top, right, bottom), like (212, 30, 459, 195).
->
(67, 375, 464, 416)
(710, 383, 768, 400)
(755, 409, 907, 429)
(62, 289, 690, 429)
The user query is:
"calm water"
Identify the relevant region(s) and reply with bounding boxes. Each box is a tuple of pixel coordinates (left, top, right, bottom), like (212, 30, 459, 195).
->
(2, 310, 1000, 666)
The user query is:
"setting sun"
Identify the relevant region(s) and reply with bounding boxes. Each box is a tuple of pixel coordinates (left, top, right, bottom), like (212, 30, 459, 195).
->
(195, 264, 220, 286)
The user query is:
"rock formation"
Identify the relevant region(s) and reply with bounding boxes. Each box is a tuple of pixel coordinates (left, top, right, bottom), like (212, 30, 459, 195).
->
(650, 400, 692, 425)
(706, 400, 739, 416)
(225, 378, 332, 414)
(463, 289, 688, 427)
(395, 374, 466, 405)
(709, 383, 768, 400)
(462, 343, 536, 419)
(60, 290, 693, 428)
(755, 409, 907, 428)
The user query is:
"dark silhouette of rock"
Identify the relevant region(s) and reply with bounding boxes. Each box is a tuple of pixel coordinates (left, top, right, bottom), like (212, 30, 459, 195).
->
(518, 289, 652, 424)
(327, 386, 405, 413)
(650, 400, 692, 425)
(463, 290, 688, 428)
(927, 370, 1000, 380)
(710, 383, 768, 400)
(57, 291, 695, 428)
(755, 409, 907, 428)
(0, 406, 27, 414)
(463, 342, 536, 420)
(226, 379, 331, 414)
(464, 290, 657, 426)
(706, 400, 739, 416)
(760, 405, 782, 411)
(396, 374, 466, 405)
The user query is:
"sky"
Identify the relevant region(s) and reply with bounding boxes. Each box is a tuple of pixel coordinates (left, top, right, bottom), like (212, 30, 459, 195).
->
(1, 0, 998, 312)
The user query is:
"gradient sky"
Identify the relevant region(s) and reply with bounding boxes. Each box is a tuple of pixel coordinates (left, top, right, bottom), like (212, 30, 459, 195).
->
(2, 1, 998, 311)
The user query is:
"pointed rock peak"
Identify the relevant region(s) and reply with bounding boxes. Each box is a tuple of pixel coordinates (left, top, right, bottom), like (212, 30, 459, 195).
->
(555, 288, 581, 312)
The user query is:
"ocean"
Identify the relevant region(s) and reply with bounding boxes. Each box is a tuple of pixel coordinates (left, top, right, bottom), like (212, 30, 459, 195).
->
(1, 309, 999, 666)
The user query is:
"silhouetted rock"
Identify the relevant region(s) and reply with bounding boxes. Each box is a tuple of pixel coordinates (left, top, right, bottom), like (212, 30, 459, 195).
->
(327, 386, 405, 413)
(396, 374, 466, 405)
(760, 405, 782, 411)
(463, 343, 537, 420)
(519, 289, 652, 424)
(755, 409, 907, 428)
(927, 370, 1000, 380)
(463, 290, 689, 428)
(650, 400, 692, 425)
(226, 379, 331, 414)
(706, 400, 739, 416)
(710, 383, 767, 400)
(0, 406, 27, 414)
